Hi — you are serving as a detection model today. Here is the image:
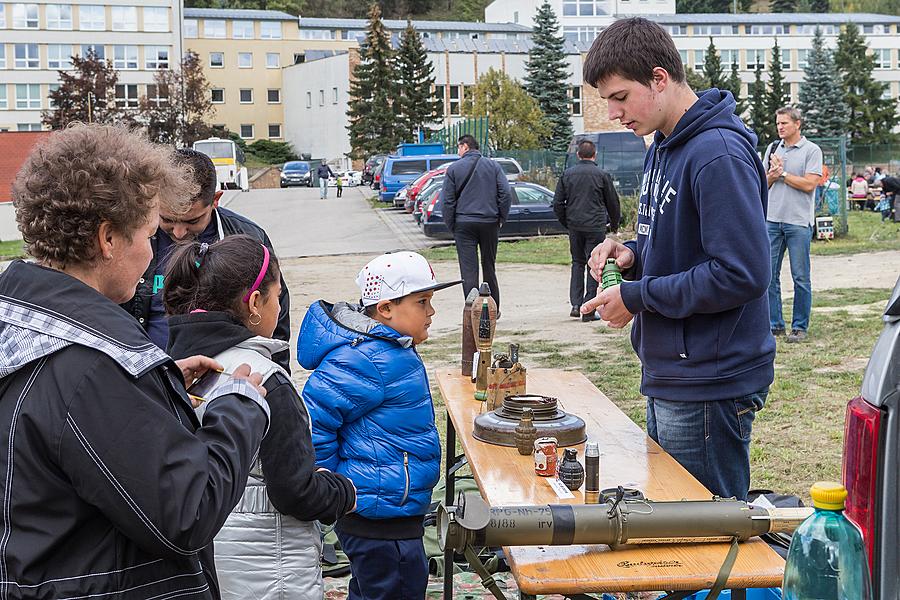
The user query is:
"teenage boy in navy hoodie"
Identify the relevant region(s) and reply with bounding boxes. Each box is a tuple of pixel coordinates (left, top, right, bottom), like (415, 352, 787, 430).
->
(580, 17, 776, 501)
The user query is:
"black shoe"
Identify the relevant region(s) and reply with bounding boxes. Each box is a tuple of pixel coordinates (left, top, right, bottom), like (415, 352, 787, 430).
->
(771, 327, 785, 337)
(570, 306, 580, 318)
(582, 311, 600, 322)
(786, 329, 808, 343)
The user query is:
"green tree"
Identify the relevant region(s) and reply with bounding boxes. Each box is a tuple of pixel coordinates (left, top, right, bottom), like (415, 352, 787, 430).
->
(457, 0, 485, 21)
(834, 22, 898, 143)
(748, 65, 773, 145)
(702, 37, 725, 90)
(347, 3, 402, 160)
(798, 27, 849, 138)
(247, 139, 298, 163)
(811, 0, 829, 9)
(684, 68, 707, 91)
(723, 62, 747, 118)
(463, 68, 549, 150)
(765, 38, 789, 140)
(138, 51, 216, 146)
(769, 0, 796, 11)
(396, 21, 440, 141)
(43, 49, 121, 128)
(523, 2, 572, 151)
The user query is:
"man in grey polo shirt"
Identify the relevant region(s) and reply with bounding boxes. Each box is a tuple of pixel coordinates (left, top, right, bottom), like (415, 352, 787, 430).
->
(764, 106, 823, 343)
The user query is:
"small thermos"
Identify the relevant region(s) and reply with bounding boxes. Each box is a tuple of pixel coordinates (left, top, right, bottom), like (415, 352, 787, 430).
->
(584, 442, 600, 503)
(558, 448, 585, 491)
(514, 407, 537, 456)
(601, 258, 623, 290)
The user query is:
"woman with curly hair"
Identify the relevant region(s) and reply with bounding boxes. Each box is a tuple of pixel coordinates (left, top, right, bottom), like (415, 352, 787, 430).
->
(0, 124, 270, 599)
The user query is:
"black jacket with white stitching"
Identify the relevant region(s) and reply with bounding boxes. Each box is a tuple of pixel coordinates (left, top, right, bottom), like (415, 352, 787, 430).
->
(0, 260, 268, 599)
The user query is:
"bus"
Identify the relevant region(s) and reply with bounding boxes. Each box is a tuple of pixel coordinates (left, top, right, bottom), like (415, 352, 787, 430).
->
(192, 138, 250, 192)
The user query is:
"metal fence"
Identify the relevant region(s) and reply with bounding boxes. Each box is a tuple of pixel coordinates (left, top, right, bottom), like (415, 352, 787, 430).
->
(847, 144, 900, 170)
(429, 117, 491, 155)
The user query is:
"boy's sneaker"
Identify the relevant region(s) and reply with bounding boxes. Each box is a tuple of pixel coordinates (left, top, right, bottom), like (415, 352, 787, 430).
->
(771, 327, 786, 337)
(786, 329, 808, 343)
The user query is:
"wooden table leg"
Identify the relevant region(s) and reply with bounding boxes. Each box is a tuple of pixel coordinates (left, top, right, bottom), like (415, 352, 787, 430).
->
(732, 590, 747, 600)
(443, 412, 457, 600)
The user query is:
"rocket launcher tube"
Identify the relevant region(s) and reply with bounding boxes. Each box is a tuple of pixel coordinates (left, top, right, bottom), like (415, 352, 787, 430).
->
(438, 493, 812, 553)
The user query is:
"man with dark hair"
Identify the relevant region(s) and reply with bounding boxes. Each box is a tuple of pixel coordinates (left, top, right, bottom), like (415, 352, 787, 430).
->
(580, 17, 775, 501)
(554, 140, 621, 321)
(122, 147, 292, 370)
(443, 134, 511, 308)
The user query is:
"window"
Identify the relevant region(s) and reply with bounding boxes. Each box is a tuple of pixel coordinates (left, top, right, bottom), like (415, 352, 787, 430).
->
(113, 45, 138, 69)
(239, 88, 253, 103)
(0, 5, 5, 27)
(260, 21, 281, 39)
(570, 86, 582, 116)
(797, 48, 809, 70)
(233, 20, 254, 39)
(666, 25, 686, 36)
(863, 24, 886, 35)
(434, 84, 445, 116)
(561, 0, 609, 16)
(268, 124, 281, 138)
(693, 49, 706, 72)
(266, 52, 280, 68)
(80, 5, 105, 30)
(306, 91, 311, 108)
(209, 52, 224, 68)
(267, 88, 280, 103)
(12, 4, 38, 28)
(515, 186, 547, 205)
(111, 6, 137, 31)
(238, 52, 252, 68)
(679, 49, 688, 66)
(14, 44, 38, 69)
(749, 25, 784, 35)
(342, 29, 366, 41)
(513, 10, 518, 23)
(333, 87, 338, 104)
(15, 83, 40, 109)
(392, 160, 427, 175)
(694, 24, 738, 35)
(211, 88, 224, 103)
(781, 48, 791, 70)
(145, 46, 169, 69)
(0, 46, 5, 69)
(81, 44, 105, 60)
(300, 28, 333, 40)
(240, 124, 254, 139)
(747, 49, 766, 70)
(0, 86, 6, 109)
(449, 85, 461, 116)
(721, 49, 739, 69)
(143, 7, 168, 32)
(48, 83, 59, 108)
(48, 45, 73, 69)
(874, 48, 891, 70)
(798, 24, 836, 35)
(204, 19, 225, 38)
(184, 18, 198, 38)
(562, 25, 604, 43)
(319, 89, 324, 106)
(17, 123, 41, 131)
(114, 83, 139, 108)
(47, 5, 72, 29)
(146, 84, 168, 107)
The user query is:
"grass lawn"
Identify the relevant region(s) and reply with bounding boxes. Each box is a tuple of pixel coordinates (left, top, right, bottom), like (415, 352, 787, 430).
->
(420, 287, 892, 501)
(0, 240, 25, 260)
(421, 211, 900, 264)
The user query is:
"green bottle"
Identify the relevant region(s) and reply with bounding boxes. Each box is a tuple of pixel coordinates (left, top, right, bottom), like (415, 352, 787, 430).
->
(601, 258, 622, 290)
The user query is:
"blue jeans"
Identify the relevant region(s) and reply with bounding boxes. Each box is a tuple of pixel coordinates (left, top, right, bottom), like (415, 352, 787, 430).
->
(767, 221, 812, 332)
(336, 532, 427, 600)
(319, 177, 328, 198)
(647, 389, 768, 501)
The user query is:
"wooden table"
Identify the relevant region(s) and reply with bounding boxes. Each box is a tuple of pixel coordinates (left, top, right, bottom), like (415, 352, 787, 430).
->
(438, 368, 784, 600)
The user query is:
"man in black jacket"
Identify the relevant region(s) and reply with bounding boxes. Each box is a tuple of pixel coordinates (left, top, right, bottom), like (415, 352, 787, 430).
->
(554, 140, 621, 321)
(443, 134, 512, 308)
(121, 149, 292, 371)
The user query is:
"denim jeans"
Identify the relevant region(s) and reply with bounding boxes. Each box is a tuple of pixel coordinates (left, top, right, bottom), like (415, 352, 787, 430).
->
(767, 221, 812, 332)
(319, 177, 328, 199)
(647, 389, 768, 501)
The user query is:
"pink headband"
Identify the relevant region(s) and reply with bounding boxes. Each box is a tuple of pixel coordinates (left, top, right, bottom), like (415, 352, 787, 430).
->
(242, 245, 270, 303)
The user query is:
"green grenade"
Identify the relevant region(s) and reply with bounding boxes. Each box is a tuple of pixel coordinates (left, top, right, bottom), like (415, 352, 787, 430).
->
(601, 258, 623, 290)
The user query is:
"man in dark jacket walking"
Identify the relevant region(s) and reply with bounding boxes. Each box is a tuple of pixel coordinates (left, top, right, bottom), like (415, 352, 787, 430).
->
(317, 163, 336, 199)
(554, 139, 621, 321)
(443, 134, 512, 308)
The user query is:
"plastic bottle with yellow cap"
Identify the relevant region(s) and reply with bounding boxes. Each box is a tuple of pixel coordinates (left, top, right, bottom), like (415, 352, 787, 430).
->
(782, 482, 872, 600)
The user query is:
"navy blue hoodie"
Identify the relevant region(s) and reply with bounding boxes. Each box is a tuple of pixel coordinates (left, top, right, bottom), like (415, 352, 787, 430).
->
(619, 89, 776, 401)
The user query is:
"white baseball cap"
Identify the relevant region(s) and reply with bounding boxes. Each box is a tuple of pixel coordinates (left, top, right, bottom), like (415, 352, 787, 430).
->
(357, 251, 461, 307)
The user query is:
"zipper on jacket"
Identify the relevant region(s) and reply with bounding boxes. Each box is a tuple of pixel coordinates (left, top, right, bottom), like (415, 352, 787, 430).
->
(401, 452, 410, 505)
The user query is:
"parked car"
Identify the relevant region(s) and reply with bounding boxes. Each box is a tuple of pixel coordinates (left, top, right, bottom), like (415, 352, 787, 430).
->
(842, 276, 900, 600)
(393, 185, 410, 209)
(493, 157, 524, 181)
(371, 161, 385, 190)
(378, 154, 459, 203)
(420, 181, 567, 239)
(566, 132, 648, 196)
(402, 167, 448, 212)
(362, 154, 387, 185)
(411, 176, 444, 224)
(329, 170, 362, 187)
(280, 161, 314, 187)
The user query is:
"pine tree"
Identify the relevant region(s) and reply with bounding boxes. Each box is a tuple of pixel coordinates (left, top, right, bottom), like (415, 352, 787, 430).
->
(769, 0, 796, 11)
(798, 27, 849, 138)
(765, 38, 789, 140)
(702, 37, 725, 90)
(834, 22, 899, 144)
(464, 68, 549, 150)
(396, 21, 440, 141)
(523, 1, 572, 151)
(723, 62, 747, 118)
(748, 66, 773, 146)
(43, 49, 121, 128)
(138, 51, 216, 146)
(739, 0, 754, 11)
(346, 3, 402, 160)
(458, 0, 484, 21)
(684, 68, 708, 91)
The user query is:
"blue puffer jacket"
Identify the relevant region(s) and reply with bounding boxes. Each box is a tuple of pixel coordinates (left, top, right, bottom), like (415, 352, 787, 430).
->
(297, 300, 441, 521)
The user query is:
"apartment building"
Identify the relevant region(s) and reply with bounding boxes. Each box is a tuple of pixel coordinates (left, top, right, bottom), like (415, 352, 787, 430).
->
(184, 8, 531, 143)
(0, 1, 182, 131)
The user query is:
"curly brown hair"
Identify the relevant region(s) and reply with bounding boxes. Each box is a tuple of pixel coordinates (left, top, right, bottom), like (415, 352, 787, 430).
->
(12, 124, 199, 266)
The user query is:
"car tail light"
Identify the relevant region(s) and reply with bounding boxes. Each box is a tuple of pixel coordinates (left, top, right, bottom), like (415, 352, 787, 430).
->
(425, 195, 439, 220)
(842, 395, 884, 576)
(375, 173, 380, 183)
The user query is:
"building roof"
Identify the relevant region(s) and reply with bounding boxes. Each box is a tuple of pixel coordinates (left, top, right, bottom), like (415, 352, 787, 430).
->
(299, 16, 531, 33)
(640, 12, 900, 24)
(183, 8, 297, 21)
(420, 37, 580, 54)
(0, 131, 52, 203)
(303, 49, 348, 62)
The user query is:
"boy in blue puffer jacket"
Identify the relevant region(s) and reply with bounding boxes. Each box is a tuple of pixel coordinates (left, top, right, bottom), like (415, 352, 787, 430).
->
(298, 251, 460, 600)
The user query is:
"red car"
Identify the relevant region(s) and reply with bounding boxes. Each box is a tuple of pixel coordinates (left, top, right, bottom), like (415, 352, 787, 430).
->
(402, 167, 447, 213)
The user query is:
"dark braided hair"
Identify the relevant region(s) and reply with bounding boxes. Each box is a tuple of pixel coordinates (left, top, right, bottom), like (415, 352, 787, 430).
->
(163, 234, 280, 318)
